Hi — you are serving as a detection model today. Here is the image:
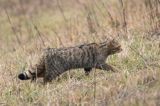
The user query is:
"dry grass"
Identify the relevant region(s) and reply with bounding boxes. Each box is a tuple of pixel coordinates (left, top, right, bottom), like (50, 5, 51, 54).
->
(0, 0, 160, 105)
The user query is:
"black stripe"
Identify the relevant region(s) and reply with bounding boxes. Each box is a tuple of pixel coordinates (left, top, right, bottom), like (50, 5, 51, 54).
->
(86, 47, 90, 64)
(79, 46, 85, 66)
(90, 46, 95, 66)
(51, 56, 59, 77)
(67, 50, 72, 68)
(28, 70, 36, 76)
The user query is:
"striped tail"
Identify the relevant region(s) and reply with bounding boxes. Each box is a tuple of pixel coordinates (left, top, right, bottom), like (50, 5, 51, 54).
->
(18, 70, 35, 80)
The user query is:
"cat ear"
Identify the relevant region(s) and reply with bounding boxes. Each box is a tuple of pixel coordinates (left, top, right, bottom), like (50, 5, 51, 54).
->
(111, 38, 116, 42)
(112, 39, 118, 44)
(108, 39, 117, 47)
(108, 40, 114, 47)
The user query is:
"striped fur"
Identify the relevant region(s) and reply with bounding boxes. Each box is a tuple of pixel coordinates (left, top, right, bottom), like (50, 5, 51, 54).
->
(18, 39, 122, 83)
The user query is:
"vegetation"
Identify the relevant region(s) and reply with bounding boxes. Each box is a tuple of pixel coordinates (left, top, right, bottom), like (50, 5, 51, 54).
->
(0, 0, 159, 105)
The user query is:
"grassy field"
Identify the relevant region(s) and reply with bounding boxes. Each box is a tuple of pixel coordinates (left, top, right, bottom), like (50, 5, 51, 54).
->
(0, 0, 160, 105)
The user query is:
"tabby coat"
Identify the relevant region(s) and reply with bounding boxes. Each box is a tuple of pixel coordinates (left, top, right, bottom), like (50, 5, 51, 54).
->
(18, 39, 122, 83)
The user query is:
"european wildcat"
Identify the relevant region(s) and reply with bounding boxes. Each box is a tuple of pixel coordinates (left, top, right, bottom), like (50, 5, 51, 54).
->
(18, 39, 122, 83)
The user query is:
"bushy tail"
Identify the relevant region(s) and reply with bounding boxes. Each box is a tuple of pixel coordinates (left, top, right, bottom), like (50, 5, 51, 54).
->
(18, 70, 35, 80)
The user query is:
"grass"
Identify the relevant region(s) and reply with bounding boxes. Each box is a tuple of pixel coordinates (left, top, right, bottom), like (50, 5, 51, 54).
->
(0, 0, 160, 105)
